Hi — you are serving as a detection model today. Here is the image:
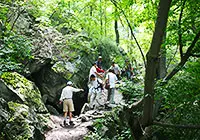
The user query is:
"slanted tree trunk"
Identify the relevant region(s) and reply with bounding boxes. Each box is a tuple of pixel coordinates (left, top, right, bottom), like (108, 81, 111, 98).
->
(164, 30, 200, 81)
(143, 0, 172, 127)
(111, 0, 146, 68)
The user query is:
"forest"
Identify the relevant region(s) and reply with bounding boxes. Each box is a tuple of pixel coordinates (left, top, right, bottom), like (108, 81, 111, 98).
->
(0, 0, 200, 140)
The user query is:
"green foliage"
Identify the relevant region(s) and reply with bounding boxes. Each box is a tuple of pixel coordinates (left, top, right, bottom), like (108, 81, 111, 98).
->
(155, 59, 200, 139)
(120, 80, 143, 104)
(95, 37, 121, 69)
(0, 32, 32, 75)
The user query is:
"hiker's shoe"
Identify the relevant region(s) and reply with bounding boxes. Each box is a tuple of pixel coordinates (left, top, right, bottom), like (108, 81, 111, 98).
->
(69, 121, 75, 126)
(63, 120, 67, 126)
(105, 101, 109, 105)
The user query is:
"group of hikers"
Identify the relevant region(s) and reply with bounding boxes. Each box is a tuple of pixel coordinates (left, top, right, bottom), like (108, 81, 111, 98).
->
(59, 56, 133, 126)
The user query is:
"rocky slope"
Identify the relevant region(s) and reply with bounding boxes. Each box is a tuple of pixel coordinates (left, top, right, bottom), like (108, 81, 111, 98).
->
(0, 72, 53, 140)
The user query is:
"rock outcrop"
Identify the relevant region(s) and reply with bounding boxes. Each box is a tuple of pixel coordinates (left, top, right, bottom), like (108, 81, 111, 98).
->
(0, 72, 52, 140)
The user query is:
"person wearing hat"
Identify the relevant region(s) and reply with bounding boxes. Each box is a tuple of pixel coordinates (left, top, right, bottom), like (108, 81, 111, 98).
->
(96, 56, 103, 69)
(59, 81, 84, 126)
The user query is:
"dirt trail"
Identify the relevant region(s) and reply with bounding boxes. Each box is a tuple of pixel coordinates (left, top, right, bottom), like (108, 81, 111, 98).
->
(45, 89, 123, 140)
(45, 115, 92, 140)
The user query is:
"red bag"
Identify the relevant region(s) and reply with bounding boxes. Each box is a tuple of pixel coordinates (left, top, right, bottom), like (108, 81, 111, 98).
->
(105, 74, 110, 89)
(105, 83, 110, 89)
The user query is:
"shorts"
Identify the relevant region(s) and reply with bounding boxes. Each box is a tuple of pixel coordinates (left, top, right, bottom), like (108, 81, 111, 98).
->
(63, 99, 75, 112)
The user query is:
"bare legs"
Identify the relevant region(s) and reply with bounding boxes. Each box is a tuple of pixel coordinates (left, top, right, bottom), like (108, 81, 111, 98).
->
(64, 112, 73, 122)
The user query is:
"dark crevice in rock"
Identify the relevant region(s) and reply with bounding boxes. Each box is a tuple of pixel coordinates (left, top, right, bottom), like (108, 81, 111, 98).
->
(27, 62, 88, 115)
(45, 99, 62, 115)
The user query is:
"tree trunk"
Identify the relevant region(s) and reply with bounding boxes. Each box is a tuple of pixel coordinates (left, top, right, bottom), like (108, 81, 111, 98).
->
(156, 32, 167, 79)
(90, 6, 93, 16)
(143, 0, 172, 127)
(114, 19, 119, 45)
(100, 0, 103, 35)
(104, 0, 107, 36)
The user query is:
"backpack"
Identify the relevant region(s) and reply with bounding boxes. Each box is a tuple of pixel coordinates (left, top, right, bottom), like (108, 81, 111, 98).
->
(97, 79, 104, 90)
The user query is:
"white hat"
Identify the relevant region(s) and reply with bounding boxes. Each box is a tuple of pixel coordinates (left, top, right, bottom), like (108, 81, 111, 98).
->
(67, 81, 73, 85)
(98, 56, 102, 59)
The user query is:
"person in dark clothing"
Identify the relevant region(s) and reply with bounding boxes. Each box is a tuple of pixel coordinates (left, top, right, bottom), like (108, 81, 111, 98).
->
(96, 56, 102, 69)
(125, 59, 132, 79)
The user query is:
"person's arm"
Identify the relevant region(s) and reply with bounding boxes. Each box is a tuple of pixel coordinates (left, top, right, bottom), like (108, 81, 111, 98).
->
(59, 90, 64, 104)
(88, 80, 92, 88)
(93, 66, 103, 78)
(115, 75, 118, 83)
(95, 71, 103, 78)
(96, 67, 105, 73)
(98, 78, 104, 85)
(72, 87, 84, 92)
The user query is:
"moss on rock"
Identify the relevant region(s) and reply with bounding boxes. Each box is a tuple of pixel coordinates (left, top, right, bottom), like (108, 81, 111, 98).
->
(1, 72, 47, 113)
(0, 72, 51, 140)
(3, 102, 49, 140)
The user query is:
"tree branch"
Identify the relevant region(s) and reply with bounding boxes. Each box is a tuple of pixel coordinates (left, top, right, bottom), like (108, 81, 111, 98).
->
(128, 98, 144, 111)
(184, 31, 200, 57)
(49, 2, 62, 19)
(153, 121, 200, 129)
(118, 16, 125, 29)
(178, 0, 186, 59)
(111, 0, 147, 68)
(191, 53, 200, 57)
(166, 45, 178, 71)
(164, 30, 200, 81)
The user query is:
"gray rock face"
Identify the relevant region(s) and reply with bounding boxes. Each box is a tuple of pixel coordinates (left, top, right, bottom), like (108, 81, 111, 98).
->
(30, 65, 67, 114)
(0, 72, 52, 140)
(30, 64, 87, 115)
(0, 98, 10, 133)
(24, 58, 51, 77)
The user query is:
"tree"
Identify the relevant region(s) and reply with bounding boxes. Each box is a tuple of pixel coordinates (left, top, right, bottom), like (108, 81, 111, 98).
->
(143, 0, 172, 126)
(114, 8, 120, 45)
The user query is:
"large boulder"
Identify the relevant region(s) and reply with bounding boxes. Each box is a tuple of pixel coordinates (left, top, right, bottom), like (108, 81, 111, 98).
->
(0, 72, 52, 140)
